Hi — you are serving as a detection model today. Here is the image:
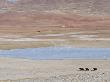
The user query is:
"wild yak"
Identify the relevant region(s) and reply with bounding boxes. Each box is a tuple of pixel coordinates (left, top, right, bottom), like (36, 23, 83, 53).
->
(91, 68, 97, 71)
(79, 68, 85, 71)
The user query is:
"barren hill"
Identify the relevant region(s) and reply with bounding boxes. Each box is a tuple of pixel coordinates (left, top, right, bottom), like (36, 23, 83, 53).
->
(0, 0, 110, 35)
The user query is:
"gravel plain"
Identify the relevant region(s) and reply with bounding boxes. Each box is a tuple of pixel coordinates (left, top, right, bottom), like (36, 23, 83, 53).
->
(0, 58, 109, 82)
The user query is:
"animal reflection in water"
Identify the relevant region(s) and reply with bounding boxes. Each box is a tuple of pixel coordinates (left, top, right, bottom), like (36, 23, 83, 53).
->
(79, 68, 97, 71)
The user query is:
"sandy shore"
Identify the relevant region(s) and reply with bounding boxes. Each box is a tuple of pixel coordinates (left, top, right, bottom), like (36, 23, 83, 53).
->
(0, 57, 109, 82)
(0, 30, 110, 49)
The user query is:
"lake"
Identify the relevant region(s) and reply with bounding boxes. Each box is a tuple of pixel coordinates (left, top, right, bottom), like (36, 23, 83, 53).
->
(0, 47, 110, 60)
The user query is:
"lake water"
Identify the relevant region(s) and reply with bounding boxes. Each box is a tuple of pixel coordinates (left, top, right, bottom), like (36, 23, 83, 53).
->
(0, 47, 110, 60)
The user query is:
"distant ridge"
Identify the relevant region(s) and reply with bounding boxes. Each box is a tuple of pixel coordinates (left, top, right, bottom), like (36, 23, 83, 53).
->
(0, 0, 110, 16)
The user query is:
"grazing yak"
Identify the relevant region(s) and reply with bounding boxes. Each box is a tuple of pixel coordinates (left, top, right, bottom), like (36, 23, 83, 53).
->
(79, 68, 85, 71)
(91, 68, 97, 71)
(85, 68, 89, 71)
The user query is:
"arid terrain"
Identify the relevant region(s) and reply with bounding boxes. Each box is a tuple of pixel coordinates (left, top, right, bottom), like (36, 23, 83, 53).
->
(0, 0, 110, 49)
(0, 57, 109, 82)
(0, 1, 110, 82)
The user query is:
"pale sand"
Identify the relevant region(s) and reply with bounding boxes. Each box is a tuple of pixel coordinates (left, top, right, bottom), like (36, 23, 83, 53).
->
(0, 38, 65, 42)
(0, 57, 109, 82)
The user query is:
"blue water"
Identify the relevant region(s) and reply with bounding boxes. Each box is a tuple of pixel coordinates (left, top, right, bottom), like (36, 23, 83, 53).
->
(0, 47, 110, 60)
(8, 0, 17, 2)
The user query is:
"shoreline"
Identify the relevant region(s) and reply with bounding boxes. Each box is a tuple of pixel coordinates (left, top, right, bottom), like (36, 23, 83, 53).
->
(0, 56, 110, 61)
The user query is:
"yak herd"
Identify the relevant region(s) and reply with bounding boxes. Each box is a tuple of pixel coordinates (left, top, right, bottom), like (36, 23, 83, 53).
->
(78, 68, 97, 71)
